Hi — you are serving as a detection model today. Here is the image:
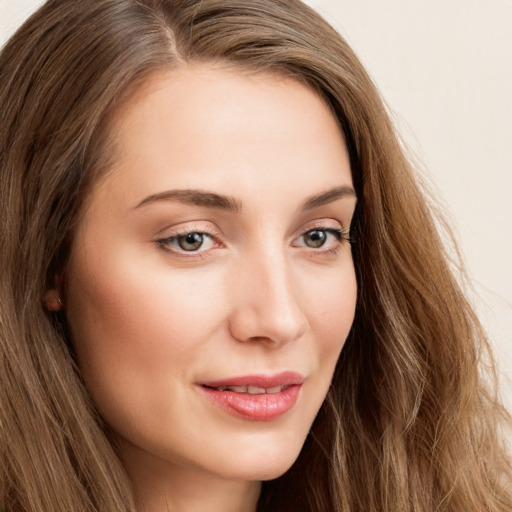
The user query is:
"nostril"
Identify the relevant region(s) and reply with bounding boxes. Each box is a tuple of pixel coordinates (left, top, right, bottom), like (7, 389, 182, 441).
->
(228, 307, 307, 346)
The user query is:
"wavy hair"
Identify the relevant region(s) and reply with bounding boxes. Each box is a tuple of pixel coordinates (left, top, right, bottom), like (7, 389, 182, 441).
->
(1, 1, 510, 510)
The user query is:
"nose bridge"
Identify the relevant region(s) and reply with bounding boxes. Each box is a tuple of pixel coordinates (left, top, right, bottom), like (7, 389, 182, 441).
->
(228, 240, 308, 345)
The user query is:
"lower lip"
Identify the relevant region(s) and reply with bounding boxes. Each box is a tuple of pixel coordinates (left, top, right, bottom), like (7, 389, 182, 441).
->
(200, 385, 301, 421)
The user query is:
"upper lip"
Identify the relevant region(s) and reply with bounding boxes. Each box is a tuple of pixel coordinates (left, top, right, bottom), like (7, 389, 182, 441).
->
(200, 371, 305, 389)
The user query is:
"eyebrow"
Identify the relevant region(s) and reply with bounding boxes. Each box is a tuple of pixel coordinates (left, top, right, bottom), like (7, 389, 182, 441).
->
(300, 186, 356, 211)
(134, 185, 356, 212)
(135, 189, 242, 212)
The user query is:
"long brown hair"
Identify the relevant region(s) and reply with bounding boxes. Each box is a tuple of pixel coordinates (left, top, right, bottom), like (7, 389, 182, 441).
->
(1, 1, 510, 511)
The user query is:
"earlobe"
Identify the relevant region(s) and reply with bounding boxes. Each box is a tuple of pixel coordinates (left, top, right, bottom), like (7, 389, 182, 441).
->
(44, 289, 63, 311)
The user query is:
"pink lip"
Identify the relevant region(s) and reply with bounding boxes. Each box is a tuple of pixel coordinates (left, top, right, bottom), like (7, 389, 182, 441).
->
(201, 371, 304, 389)
(199, 371, 304, 421)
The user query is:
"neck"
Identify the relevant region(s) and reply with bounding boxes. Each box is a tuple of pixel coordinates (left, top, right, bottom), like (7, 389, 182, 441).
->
(134, 470, 261, 512)
(118, 439, 261, 512)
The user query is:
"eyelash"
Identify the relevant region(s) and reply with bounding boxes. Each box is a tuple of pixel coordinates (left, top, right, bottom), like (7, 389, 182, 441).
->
(156, 225, 352, 259)
(157, 227, 221, 258)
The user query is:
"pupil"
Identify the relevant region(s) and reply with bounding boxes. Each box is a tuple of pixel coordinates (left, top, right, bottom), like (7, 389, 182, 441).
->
(306, 230, 326, 248)
(179, 232, 203, 251)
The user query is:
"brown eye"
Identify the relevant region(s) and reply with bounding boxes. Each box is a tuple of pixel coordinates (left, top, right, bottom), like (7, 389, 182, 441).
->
(158, 230, 217, 255)
(177, 232, 205, 251)
(295, 228, 345, 250)
(303, 229, 328, 248)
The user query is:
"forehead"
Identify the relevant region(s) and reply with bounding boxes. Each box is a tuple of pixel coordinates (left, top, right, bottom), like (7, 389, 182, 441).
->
(88, 63, 352, 212)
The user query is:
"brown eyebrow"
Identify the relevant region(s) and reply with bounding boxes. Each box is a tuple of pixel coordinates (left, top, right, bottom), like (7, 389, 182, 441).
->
(135, 189, 242, 212)
(135, 185, 356, 213)
(300, 186, 356, 211)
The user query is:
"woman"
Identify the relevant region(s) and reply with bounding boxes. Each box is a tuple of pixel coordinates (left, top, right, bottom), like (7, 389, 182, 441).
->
(1, 0, 510, 511)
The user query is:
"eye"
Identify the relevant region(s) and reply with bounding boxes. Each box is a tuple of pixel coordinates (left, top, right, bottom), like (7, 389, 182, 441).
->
(177, 232, 208, 251)
(158, 231, 215, 253)
(303, 229, 332, 248)
(294, 227, 348, 250)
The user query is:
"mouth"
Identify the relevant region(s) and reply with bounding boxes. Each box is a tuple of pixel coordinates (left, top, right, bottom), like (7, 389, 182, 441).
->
(203, 384, 292, 394)
(198, 371, 304, 421)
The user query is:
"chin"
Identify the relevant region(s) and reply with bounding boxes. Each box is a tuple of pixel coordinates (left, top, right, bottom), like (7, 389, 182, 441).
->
(212, 432, 307, 482)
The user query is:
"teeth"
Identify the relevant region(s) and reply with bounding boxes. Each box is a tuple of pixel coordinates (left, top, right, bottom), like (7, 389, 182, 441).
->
(229, 385, 247, 393)
(212, 385, 285, 394)
(248, 385, 266, 394)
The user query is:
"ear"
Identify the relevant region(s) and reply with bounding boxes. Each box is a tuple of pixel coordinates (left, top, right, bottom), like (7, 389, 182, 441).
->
(44, 288, 63, 311)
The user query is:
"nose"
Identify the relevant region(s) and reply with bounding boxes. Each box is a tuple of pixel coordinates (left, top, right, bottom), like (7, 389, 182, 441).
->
(227, 248, 308, 346)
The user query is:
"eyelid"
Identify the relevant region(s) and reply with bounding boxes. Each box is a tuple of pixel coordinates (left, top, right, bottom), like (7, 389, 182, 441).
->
(157, 218, 223, 237)
(154, 218, 352, 260)
(295, 219, 348, 237)
(292, 215, 354, 252)
(293, 227, 344, 245)
(155, 222, 224, 257)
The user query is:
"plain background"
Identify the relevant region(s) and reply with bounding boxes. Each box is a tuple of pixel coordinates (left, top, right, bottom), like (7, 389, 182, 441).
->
(1, 0, 511, 408)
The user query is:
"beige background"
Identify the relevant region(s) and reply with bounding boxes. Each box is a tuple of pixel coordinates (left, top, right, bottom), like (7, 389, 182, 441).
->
(1, 0, 511, 407)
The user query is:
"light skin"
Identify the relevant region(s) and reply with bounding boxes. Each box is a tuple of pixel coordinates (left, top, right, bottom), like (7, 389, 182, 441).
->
(49, 64, 358, 512)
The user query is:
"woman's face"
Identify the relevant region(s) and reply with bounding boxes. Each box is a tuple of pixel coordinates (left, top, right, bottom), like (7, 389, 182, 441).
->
(64, 65, 357, 486)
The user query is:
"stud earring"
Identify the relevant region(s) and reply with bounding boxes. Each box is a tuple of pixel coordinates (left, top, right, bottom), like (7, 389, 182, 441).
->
(43, 289, 63, 311)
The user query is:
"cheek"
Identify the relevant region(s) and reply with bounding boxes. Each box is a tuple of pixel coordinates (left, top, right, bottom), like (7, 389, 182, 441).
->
(64, 247, 225, 415)
(304, 261, 357, 401)
(307, 262, 357, 354)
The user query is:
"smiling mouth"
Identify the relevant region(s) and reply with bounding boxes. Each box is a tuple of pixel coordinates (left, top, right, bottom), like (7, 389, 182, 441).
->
(203, 384, 291, 394)
(199, 372, 304, 421)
